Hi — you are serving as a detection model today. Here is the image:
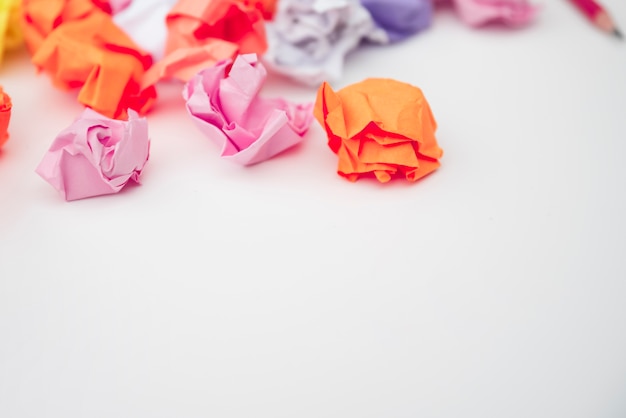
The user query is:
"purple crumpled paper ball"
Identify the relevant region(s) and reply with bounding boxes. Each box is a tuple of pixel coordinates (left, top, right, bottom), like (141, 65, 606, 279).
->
(360, 0, 433, 42)
(36, 108, 150, 201)
(183, 53, 314, 166)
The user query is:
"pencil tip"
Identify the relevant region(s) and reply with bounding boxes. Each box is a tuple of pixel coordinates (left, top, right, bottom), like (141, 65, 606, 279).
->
(614, 28, 624, 40)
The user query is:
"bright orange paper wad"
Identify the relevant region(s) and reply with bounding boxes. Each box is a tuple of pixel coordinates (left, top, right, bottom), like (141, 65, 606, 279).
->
(0, 86, 11, 148)
(143, 0, 267, 87)
(314, 79, 443, 183)
(31, 11, 156, 119)
(21, 0, 108, 54)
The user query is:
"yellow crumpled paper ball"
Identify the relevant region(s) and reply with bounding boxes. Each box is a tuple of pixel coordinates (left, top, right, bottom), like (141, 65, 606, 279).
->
(0, 0, 23, 64)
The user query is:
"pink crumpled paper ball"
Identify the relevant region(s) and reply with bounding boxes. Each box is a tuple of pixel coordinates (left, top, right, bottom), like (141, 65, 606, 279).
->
(183, 53, 314, 166)
(36, 108, 150, 201)
(445, 0, 538, 27)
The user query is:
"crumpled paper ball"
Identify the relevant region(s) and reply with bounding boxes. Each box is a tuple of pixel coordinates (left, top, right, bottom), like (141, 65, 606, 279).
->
(314, 78, 443, 183)
(165, 0, 267, 56)
(263, 0, 388, 86)
(0, 0, 23, 64)
(0, 86, 11, 148)
(36, 108, 150, 201)
(21, 0, 107, 54)
(142, 0, 267, 89)
(141, 38, 239, 90)
(360, 0, 432, 42)
(450, 0, 538, 27)
(183, 53, 314, 166)
(31, 11, 157, 119)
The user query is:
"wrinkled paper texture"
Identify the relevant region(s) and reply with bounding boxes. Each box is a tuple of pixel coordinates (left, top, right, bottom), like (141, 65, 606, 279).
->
(314, 78, 443, 183)
(36, 108, 150, 201)
(21, 0, 106, 54)
(142, 0, 267, 88)
(30, 11, 156, 119)
(183, 53, 313, 166)
(264, 0, 388, 86)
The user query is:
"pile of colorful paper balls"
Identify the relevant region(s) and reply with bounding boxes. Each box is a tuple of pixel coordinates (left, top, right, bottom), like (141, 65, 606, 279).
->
(0, 0, 538, 200)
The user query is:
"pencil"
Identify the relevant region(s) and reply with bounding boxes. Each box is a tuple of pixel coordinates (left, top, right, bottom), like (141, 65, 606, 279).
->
(568, 0, 623, 39)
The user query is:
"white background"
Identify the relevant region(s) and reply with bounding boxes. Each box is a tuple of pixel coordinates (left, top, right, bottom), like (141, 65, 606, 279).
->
(1, 1, 626, 417)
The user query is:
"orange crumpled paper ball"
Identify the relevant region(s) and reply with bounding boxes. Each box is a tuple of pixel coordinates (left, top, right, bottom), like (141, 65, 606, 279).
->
(21, 0, 109, 54)
(314, 79, 443, 183)
(165, 0, 267, 56)
(29, 10, 156, 119)
(0, 86, 11, 148)
(141, 0, 268, 89)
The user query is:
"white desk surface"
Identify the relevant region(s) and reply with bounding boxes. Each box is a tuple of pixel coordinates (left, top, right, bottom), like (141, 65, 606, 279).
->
(1, 2, 625, 417)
